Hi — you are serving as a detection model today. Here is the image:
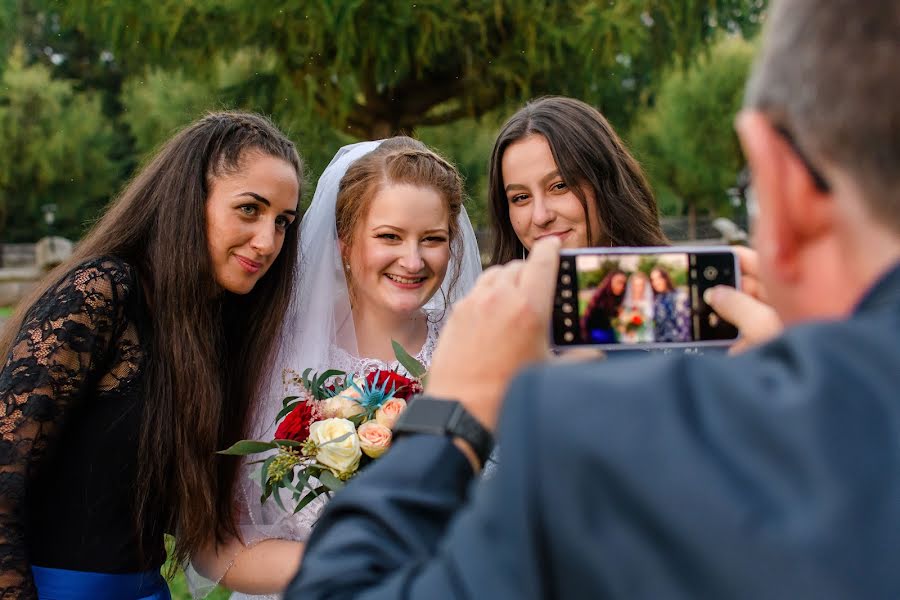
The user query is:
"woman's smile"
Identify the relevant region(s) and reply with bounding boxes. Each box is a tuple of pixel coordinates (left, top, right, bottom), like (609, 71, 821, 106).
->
(384, 273, 428, 288)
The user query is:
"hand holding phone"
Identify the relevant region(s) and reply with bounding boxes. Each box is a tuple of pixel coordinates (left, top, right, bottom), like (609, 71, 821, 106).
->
(553, 246, 741, 350)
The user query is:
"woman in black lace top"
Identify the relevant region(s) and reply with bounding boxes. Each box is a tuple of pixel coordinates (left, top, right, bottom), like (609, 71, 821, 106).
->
(0, 112, 303, 599)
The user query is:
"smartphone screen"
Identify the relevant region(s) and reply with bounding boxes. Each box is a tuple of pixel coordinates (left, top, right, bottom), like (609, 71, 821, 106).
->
(553, 247, 740, 349)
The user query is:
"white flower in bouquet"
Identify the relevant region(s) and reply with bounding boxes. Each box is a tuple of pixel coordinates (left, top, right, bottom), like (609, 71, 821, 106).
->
(357, 421, 393, 458)
(322, 391, 365, 420)
(308, 418, 362, 474)
(374, 397, 407, 429)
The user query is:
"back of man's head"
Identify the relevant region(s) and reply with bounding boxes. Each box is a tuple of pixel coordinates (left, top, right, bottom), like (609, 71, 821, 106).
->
(745, 0, 900, 230)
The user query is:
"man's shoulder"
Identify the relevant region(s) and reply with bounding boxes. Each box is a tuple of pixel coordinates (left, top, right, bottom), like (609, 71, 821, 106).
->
(505, 313, 900, 466)
(533, 313, 896, 408)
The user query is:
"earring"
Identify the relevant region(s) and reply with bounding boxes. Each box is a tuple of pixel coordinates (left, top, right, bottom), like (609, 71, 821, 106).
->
(344, 263, 350, 271)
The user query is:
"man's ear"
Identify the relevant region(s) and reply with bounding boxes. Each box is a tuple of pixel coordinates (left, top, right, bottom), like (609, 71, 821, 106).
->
(736, 111, 833, 284)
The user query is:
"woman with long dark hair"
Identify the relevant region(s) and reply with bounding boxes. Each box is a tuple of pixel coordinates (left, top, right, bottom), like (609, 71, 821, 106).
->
(580, 269, 627, 343)
(650, 266, 692, 343)
(0, 112, 302, 599)
(488, 96, 667, 265)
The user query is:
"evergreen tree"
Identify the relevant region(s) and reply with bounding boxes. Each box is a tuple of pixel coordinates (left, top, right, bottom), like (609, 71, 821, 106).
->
(0, 46, 120, 242)
(629, 35, 756, 235)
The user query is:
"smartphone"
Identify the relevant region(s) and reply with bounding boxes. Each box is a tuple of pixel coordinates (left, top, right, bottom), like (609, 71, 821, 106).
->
(553, 246, 740, 350)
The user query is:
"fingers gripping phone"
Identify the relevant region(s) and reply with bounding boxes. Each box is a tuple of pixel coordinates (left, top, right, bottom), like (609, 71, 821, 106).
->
(553, 246, 741, 350)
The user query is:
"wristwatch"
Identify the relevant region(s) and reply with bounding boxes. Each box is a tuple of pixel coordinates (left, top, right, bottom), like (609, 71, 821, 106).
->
(393, 395, 494, 466)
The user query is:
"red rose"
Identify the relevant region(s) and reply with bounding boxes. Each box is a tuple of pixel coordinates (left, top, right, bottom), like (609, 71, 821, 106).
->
(367, 370, 418, 400)
(275, 400, 316, 442)
(630, 315, 643, 327)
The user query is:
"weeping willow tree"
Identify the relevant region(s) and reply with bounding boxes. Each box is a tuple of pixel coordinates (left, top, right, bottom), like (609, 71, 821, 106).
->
(45, 0, 766, 138)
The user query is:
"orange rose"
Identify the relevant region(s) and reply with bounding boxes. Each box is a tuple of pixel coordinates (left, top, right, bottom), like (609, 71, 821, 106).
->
(375, 397, 408, 429)
(357, 421, 392, 458)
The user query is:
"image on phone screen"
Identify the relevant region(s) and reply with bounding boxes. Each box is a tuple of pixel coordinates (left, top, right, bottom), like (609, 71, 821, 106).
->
(553, 248, 739, 349)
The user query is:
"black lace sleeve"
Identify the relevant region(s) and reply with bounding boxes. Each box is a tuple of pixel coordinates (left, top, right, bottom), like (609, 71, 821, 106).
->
(0, 258, 136, 598)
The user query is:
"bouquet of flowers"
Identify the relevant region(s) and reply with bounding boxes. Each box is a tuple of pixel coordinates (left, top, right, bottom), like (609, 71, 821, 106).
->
(219, 341, 426, 514)
(624, 313, 645, 333)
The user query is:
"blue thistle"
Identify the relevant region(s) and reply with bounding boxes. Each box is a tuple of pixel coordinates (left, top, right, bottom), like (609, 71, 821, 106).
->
(348, 373, 398, 417)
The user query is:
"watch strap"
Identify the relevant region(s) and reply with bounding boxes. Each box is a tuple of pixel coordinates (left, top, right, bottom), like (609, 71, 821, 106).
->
(394, 396, 494, 465)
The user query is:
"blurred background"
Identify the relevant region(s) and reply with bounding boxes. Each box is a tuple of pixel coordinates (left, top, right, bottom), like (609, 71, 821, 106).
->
(0, 0, 765, 241)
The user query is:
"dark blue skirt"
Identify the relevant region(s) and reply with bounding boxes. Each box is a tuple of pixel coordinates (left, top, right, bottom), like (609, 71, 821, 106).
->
(32, 566, 171, 600)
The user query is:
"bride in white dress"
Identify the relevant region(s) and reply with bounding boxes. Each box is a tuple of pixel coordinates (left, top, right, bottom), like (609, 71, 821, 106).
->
(189, 137, 481, 598)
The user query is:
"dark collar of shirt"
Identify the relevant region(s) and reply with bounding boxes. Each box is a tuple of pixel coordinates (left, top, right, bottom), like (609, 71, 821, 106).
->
(854, 260, 900, 314)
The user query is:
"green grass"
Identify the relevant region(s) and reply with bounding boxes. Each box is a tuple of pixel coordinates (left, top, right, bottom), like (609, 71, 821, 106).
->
(165, 537, 231, 599)
(168, 567, 231, 599)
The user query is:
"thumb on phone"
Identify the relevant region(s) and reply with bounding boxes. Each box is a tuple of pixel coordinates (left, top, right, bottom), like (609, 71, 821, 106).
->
(704, 285, 783, 354)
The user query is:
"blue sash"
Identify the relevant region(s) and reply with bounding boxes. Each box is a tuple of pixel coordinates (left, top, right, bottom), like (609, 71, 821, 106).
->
(31, 566, 171, 600)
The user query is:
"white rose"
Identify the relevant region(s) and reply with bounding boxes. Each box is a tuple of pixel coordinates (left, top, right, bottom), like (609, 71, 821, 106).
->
(308, 418, 362, 474)
(322, 393, 365, 420)
(375, 397, 407, 429)
(357, 421, 393, 458)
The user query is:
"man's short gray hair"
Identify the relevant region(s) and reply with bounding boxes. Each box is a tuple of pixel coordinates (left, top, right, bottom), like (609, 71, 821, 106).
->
(745, 0, 900, 231)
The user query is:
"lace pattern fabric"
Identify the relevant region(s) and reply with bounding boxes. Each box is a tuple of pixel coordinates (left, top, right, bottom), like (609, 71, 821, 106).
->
(0, 258, 142, 599)
(325, 317, 440, 378)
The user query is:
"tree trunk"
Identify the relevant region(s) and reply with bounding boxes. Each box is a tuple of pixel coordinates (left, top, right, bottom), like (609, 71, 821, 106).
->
(369, 120, 393, 140)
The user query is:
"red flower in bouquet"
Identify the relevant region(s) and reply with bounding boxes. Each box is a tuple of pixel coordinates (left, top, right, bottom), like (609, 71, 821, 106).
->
(366, 370, 420, 400)
(630, 315, 644, 327)
(275, 399, 316, 442)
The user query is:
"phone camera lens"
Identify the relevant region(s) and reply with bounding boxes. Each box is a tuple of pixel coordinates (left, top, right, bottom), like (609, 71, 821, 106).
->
(563, 332, 575, 342)
(561, 274, 572, 285)
(562, 303, 574, 314)
(703, 266, 719, 281)
(563, 318, 573, 327)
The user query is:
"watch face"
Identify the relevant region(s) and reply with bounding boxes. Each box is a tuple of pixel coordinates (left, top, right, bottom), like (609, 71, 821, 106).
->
(408, 398, 458, 422)
(398, 398, 459, 435)
(397, 397, 494, 465)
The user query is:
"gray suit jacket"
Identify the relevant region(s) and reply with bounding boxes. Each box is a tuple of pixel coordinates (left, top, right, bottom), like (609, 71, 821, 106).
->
(287, 263, 900, 599)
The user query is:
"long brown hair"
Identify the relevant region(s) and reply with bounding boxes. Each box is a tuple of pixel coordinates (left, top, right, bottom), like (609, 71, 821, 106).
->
(0, 111, 303, 566)
(488, 96, 667, 265)
(335, 136, 465, 307)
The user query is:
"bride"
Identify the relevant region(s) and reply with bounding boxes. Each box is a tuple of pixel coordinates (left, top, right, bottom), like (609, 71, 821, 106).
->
(190, 137, 481, 598)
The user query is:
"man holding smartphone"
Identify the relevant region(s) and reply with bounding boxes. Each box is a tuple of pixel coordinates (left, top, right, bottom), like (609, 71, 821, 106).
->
(287, 0, 900, 597)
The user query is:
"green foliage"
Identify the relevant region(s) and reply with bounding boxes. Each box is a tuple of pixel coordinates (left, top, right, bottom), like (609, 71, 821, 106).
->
(417, 114, 501, 228)
(49, 0, 766, 138)
(577, 259, 622, 290)
(0, 1, 16, 71)
(0, 46, 121, 241)
(629, 35, 757, 219)
(118, 52, 353, 207)
(120, 68, 218, 157)
(390, 340, 427, 380)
